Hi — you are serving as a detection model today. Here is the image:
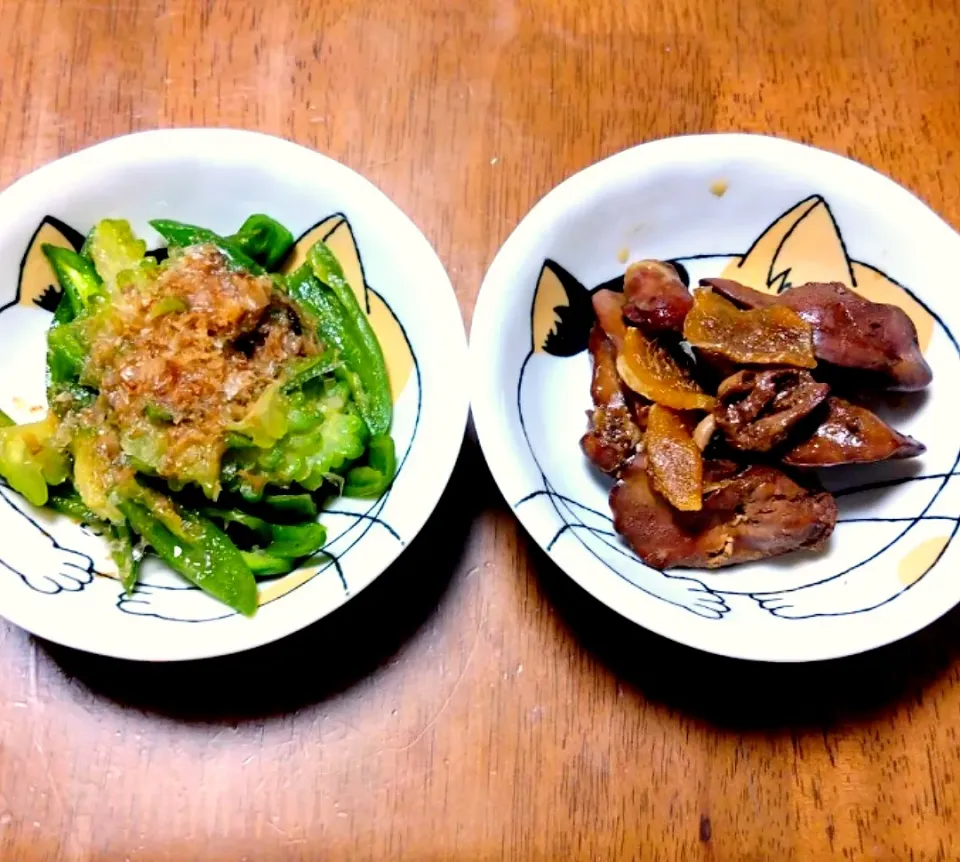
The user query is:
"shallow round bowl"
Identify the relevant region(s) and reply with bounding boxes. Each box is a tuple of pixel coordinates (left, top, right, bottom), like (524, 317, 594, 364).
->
(0, 129, 468, 661)
(471, 133, 960, 662)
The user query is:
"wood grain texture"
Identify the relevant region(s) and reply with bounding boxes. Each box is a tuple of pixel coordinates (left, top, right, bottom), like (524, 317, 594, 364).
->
(1, 0, 960, 859)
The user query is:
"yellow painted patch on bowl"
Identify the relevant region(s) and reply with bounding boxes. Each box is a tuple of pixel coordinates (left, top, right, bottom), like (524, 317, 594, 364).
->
(532, 263, 568, 354)
(258, 565, 319, 605)
(898, 536, 949, 586)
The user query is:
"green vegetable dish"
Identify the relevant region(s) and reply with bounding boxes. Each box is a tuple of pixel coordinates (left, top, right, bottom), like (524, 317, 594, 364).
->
(0, 215, 396, 616)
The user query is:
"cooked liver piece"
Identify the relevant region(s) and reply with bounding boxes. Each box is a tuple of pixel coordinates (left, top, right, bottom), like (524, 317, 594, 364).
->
(783, 396, 926, 467)
(714, 368, 830, 453)
(580, 325, 641, 473)
(701, 278, 932, 391)
(591, 288, 627, 349)
(610, 456, 837, 569)
(622, 260, 693, 335)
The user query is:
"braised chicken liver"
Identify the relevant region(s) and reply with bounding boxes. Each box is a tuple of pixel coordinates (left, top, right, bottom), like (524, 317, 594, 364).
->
(783, 397, 926, 467)
(715, 368, 830, 453)
(609, 457, 837, 569)
(580, 325, 641, 473)
(580, 261, 930, 571)
(701, 278, 932, 391)
(622, 260, 693, 335)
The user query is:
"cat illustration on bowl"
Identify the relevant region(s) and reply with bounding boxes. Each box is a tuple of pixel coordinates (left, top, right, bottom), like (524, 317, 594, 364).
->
(517, 195, 960, 620)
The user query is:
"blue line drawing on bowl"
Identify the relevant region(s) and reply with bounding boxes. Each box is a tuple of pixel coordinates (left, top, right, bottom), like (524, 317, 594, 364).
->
(0, 213, 420, 623)
(0, 483, 94, 593)
(516, 195, 960, 620)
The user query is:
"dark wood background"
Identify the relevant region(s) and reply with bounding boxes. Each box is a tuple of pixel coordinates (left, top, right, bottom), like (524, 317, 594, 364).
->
(1, 1, 959, 859)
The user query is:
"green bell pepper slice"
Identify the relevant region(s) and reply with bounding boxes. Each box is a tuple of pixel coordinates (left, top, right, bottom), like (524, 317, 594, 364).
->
(263, 522, 327, 558)
(262, 493, 318, 520)
(149, 219, 264, 274)
(118, 491, 258, 617)
(229, 214, 294, 271)
(42, 245, 105, 318)
(307, 241, 391, 436)
(241, 550, 296, 577)
(285, 263, 391, 437)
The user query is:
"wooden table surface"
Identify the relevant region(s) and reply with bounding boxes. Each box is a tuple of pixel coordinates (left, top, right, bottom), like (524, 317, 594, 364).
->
(2, 1, 960, 860)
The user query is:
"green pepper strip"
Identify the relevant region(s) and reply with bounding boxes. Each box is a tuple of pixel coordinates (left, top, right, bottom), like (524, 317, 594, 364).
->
(262, 493, 318, 519)
(148, 296, 189, 320)
(228, 214, 294, 272)
(203, 507, 325, 557)
(264, 522, 327, 557)
(46, 288, 89, 404)
(51, 289, 76, 326)
(344, 433, 397, 498)
(206, 511, 326, 579)
(42, 246, 105, 318)
(0, 409, 12, 428)
(286, 263, 391, 437)
(44, 249, 101, 403)
(306, 242, 392, 436)
(109, 522, 140, 594)
(47, 488, 103, 525)
(241, 522, 327, 579)
(224, 431, 253, 450)
(280, 352, 341, 394)
(241, 551, 295, 577)
(201, 507, 272, 542)
(144, 402, 174, 423)
(149, 219, 264, 274)
(118, 496, 258, 617)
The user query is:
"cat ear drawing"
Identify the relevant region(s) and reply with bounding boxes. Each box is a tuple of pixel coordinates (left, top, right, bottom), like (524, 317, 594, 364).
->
(283, 214, 414, 400)
(721, 194, 933, 352)
(531, 260, 595, 357)
(2, 216, 84, 314)
(529, 258, 689, 357)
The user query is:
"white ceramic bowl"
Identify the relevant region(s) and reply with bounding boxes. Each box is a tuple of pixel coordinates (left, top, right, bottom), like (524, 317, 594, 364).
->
(0, 129, 468, 660)
(472, 133, 960, 662)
